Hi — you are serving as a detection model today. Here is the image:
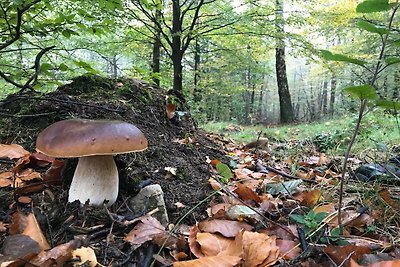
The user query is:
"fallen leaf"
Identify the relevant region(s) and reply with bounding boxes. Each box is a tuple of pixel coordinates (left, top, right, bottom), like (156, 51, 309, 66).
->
(0, 221, 7, 232)
(208, 177, 222, 191)
(233, 183, 261, 203)
(166, 103, 176, 119)
(313, 203, 336, 214)
(189, 225, 204, 258)
(379, 188, 400, 210)
(72, 247, 98, 267)
(0, 178, 12, 187)
(198, 219, 253, 238)
(210, 159, 221, 167)
(17, 196, 32, 204)
(124, 215, 165, 245)
(293, 189, 323, 208)
(369, 259, 400, 267)
(196, 233, 233, 257)
(12, 154, 30, 173)
(17, 168, 41, 181)
(0, 234, 41, 264)
(42, 159, 64, 181)
(242, 231, 279, 267)
(0, 144, 29, 159)
(276, 239, 301, 260)
(30, 152, 55, 167)
(173, 255, 241, 267)
(324, 244, 372, 266)
(234, 168, 253, 179)
(0, 171, 13, 179)
(29, 238, 82, 266)
(9, 212, 50, 250)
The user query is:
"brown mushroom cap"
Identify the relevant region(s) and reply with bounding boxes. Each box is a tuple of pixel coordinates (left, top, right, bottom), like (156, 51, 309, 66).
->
(36, 119, 148, 157)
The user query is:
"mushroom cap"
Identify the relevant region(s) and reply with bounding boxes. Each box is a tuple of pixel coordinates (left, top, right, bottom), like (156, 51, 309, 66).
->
(36, 119, 148, 157)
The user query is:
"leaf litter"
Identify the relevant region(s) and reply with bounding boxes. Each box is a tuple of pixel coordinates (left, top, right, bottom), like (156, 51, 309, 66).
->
(0, 76, 399, 266)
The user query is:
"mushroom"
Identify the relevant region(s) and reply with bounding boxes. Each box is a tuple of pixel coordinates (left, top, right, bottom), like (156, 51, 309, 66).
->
(36, 119, 148, 206)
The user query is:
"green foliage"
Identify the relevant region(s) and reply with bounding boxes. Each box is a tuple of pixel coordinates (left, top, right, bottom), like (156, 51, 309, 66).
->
(356, 20, 389, 35)
(356, 0, 392, 13)
(320, 50, 366, 66)
(343, 85, 378, 100)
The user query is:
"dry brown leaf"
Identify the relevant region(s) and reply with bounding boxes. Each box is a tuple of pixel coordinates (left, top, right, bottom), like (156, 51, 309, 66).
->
(12, 154, 30, 173)
(233, 183, 261, 203)
(17, 168, 41, 181)
(242, 231, 279, 267)
(0, 144, 29, 159)
(42, 159, 64, 182)
(262, 225, 298, 240)
(196, 233, 234, 257)
(379, 188, 400, 210)
(276, 239, 301, 260)
(29, 238, 82, 266)
(198, 219, 253, 238)
(369, 259, 400, 267)
(324, 244, 372, 266)
(313, 203, 336, 214)
(293, 189, 322, 208)
(234, 168, 253, 180)
(210, 159, 221, 167)
(0, 178, 12, 187)
(166, 103, 176, 119)
(189, 225, 204, 258)
(29, 152, 55, 167)
(0, 234, 41, 265)
(0, 221, 7, 232)
(72, 247, 98, 267)
(124, 215, 165, 245)
(173, 255, 241, 267)
(17, 196, 32, 204)
(208, 177, 222, 191)
(0, 171, 13, 179)
(9, 212, 50, 250)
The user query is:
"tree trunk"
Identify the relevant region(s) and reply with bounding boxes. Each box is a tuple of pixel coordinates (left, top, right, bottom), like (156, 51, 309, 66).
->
(193, 38, 201, 102)
(172, 1, 183, 92)
(321, 80, 328, 115)
(151, 9, 161, 86)
(329, 76, 337, 117)
(275, 0, 294, 123)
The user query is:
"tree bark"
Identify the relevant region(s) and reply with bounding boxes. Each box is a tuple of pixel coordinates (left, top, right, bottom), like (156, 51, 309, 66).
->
(194, 38, 201, 102)
(151, 9, 161, 86)
(329, 76, 337, 117)
(275, 0, 294, 123)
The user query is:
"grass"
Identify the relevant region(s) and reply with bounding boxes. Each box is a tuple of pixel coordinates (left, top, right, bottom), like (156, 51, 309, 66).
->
(201, 110, 400, 157)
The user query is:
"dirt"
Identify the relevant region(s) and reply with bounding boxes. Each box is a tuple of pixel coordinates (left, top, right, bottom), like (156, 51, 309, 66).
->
(0, 75, 227, 265)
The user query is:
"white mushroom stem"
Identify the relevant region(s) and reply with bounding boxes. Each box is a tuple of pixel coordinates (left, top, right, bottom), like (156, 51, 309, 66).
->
(68, 155, 119, 206)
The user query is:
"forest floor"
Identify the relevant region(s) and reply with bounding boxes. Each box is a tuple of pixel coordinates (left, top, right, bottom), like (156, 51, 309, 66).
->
(0, 76, 399, 266)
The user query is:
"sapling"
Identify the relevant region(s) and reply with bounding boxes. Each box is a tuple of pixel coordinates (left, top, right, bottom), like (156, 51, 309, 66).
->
(321, 0, 400, 233)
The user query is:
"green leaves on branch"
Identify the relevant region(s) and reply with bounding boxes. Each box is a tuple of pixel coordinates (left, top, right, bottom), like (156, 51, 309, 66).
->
(320, 50, 366, 66)
(357, 21, 389, 35)
(356, 0, 392, 13)
(343, 85, 378, 100)
(376, 100, 400, 110)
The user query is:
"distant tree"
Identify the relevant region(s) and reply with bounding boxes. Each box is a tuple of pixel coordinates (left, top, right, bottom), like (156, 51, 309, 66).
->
(275, 0, 295, 123)
(126, 0, 236, 92)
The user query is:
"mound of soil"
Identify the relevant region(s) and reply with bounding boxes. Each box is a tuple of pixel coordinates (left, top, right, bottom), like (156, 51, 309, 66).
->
(0, 76, 227, 263)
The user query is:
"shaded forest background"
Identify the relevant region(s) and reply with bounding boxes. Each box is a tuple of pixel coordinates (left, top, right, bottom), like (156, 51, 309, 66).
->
(0, 0, 399, 124)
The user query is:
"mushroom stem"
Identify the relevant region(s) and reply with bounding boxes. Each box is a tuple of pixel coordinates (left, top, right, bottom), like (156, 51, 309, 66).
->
(68, 155, 118, 206)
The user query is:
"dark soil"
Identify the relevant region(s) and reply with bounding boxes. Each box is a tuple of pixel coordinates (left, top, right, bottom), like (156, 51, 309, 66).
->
(0, 75, 226, 265)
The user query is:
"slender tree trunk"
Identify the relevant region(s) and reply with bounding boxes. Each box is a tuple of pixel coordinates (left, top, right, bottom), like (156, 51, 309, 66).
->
(329, 76, 337, 117)
(275, 0, 294, 123)
(194, 38, 201, 102)
(393, 71, 400, 100)
(321, 80, 328, 115)
(151, 9, 161, 86)
(172, 1, 183, 92)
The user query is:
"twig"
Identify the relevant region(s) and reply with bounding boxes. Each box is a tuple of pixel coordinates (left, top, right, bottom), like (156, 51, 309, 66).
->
(256, 160, 317, 183)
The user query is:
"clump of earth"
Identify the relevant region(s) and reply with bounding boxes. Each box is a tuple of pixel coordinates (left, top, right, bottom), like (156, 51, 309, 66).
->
(0, 76, 226, 255)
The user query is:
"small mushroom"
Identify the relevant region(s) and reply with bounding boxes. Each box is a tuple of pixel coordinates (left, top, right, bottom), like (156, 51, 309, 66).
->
(36, 119, 148, 206)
